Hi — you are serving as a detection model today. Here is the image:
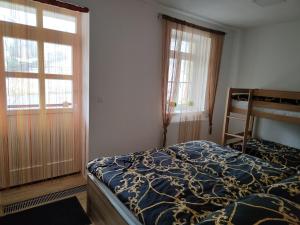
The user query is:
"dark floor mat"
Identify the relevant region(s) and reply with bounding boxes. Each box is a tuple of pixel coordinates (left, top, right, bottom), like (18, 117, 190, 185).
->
(0, 196, 91, 225)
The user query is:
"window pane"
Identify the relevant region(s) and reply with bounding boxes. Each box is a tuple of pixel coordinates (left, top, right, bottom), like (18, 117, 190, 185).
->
(170, 29, 191, 53)
(44, 43, 72, 75)
(167, 82, 173, 101)
(178, 83, 189, 105)
(171, 39, 191, 53)
(170, 29, 180, 51)
(180, 40, 191, 53)
(170, 39, 176, 51)
(45, 79, 73, 108)
(168, 58, 177, 82)
(43, 10, 76, 33)
(180, 60, 193, 82)
(3, 37, 39, 73)
(0, 1, 36, 26)
(181, 31, 191, 53)
(6, 78, 39, 110)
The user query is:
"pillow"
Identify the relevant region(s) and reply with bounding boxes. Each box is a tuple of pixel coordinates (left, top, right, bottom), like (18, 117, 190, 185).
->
(197, 193, 300, 225)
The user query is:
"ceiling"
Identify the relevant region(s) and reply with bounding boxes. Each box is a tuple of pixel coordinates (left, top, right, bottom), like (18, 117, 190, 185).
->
(154, 0, 300, 28)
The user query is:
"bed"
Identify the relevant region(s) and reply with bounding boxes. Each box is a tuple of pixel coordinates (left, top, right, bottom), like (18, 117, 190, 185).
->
(231, 92, 300, 120)
(87, 141, 300, 225)
(230, 138, 300, 171)
(230, 89, 300, 125)
(222, 88, 300, 154)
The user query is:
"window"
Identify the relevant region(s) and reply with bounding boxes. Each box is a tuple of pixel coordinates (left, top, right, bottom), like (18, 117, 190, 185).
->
(0, 0, 80, 110)
(6, 77, 39, 109)
(45, 79, 73, 108)
(0, 1, 36, 26)
(44, 42, 73, 75)
(43, 10, 76, 33)
(168, 29, 211, 114)
(3, 37, 39, 73)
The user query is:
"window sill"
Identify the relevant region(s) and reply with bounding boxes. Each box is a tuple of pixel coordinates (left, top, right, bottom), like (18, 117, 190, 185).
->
(7, 108, 74, 116)
(171, 111, 208, 123)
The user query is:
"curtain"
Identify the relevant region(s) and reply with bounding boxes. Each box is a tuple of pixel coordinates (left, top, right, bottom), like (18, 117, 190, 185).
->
(161, 17, 224, 146)
(161, 20, 180, 147)
(207, 33, 224, 134)
(0, 0, 87, 188)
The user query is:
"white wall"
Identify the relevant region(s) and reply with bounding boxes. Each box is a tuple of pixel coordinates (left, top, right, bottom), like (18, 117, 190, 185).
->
(67, 0, 239, 159)
(235, 20, 300, 148)
(71, 0, 163, 159)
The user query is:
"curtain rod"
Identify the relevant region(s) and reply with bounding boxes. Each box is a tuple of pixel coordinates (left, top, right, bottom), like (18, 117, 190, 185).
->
(161, 14, 226, 36)
(32, 0, 89, 13)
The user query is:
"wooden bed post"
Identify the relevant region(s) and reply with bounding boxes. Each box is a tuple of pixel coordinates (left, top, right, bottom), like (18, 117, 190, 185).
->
(221, 88, 232, 146)
(222, 88, 253, 152)
(241, 89, 253, 153)
(249, 116, 255, 138)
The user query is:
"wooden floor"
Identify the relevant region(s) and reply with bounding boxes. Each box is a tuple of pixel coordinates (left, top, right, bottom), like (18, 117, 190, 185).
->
(0, 173, 86, 206)
(77, 191, 88, 212)
(0, 174, 95, 224)
(76, 191, 95, 225)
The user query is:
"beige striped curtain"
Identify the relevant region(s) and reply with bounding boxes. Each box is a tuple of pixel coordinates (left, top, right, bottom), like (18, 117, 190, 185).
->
(207, 33, 224, 134)
(161, 20, 182, 147)
(0, 0, 86, 188)
(161, 17, 224, 145)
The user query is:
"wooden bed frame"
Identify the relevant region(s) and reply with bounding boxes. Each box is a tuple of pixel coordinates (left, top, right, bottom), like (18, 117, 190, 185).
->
(222, 88, 300, 151)
(87, 173, 142, 225)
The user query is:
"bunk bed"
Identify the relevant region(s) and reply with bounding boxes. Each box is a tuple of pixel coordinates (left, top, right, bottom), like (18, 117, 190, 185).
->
(222, 88, 300, 170)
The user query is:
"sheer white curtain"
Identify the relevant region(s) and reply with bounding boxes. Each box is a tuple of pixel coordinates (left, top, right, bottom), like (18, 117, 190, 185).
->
(165, 23, 211, 143)
(161, 17, 224, 145)
(175, 27, 211, 142)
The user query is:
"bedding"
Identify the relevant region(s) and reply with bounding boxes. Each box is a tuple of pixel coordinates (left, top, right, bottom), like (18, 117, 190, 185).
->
(231, 138, 300, 170)
(231, 93, 300, 119)
(197, 193, 300, 225)
(231, 99, 300, 118)
(88, 141, 299, 225)
(263, 174, 300, 204)
(232, 93, 300, 106)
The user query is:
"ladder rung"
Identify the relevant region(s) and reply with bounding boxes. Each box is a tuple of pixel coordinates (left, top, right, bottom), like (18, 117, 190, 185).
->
(225, 133, 244, 139)
(228, 140, 243, 145)
(226, 116, 246, 121)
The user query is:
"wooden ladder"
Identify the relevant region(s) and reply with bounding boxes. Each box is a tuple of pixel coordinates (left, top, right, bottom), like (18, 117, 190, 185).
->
(222, 88, 253, 153)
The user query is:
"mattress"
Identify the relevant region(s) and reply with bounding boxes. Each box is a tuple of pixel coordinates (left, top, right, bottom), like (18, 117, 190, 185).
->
(232, 99, 300, 118)
(232, 94, 300, 106)
(231, 138, 300, 171)
(88, 141, 299, 225)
